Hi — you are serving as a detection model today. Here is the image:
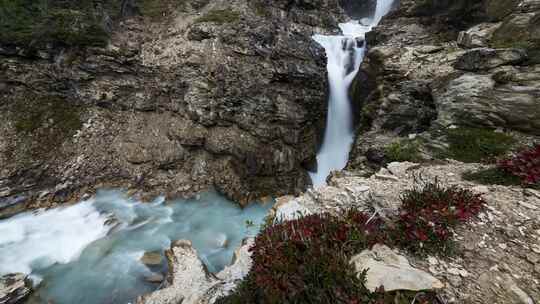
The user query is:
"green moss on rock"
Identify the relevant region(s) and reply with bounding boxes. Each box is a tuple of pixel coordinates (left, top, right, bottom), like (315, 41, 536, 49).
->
(12, 95, 83, 156)
(441, 127, 515, 163)
(384, 139, 423, 163)
(138, 0, 187, 19)
(0, 0, 109, 48)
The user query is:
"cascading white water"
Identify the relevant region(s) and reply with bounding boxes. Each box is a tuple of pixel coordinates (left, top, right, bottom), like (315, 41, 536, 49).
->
(310, 0, 394, 187)
(0, 190, 271, 304)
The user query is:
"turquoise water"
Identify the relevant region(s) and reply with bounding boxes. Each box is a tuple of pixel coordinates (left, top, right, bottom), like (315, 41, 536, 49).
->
(0, 190, 272, 304)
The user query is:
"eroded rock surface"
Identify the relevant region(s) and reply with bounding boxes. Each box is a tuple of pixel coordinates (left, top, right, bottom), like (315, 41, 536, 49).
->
(136, 238, 254, 304)
(0, 0, 353, 211)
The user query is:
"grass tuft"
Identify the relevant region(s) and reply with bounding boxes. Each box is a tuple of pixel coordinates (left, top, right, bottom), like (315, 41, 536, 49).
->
(441, 127, 515, 163)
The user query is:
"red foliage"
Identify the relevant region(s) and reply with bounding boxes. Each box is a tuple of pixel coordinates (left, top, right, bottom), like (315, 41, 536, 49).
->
(498, 144, 540, 185)
(240, 210, 386, 303)
(394, 180, 486, 253)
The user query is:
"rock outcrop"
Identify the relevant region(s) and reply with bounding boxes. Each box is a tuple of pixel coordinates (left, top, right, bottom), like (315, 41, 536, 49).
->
(273, 161, 540, 303)
(350, 244, 443, 292)
(348, 0, 540, 169)
(136, 238, 254, 304)
(0, 0, 357, 212)
(0, 273, 32, 304)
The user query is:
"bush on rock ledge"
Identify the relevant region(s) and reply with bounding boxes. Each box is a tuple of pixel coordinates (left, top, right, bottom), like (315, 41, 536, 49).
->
(218, 181, 486, 303)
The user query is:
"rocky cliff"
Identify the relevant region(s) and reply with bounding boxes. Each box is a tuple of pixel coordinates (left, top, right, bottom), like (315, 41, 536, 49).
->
(348, 0, 540, 169)
(0, 0, 362, 215)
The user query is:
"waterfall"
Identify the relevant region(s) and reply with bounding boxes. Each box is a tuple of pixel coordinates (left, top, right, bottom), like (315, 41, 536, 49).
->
(309, 0, 394, 187)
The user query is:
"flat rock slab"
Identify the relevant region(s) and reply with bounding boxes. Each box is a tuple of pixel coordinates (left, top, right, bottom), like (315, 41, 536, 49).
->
(350, 244, 444, 292)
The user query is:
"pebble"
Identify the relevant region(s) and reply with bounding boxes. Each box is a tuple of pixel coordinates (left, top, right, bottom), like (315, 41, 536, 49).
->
(374, 174, 399, 182)
(498, 243, 508, 250)
(517, 201, 538, 210)
(526, 253, 539, 264)
(144, 273, 164, 283)
(524, 189, 540, 199)
(472, 185, 489, 194)
(428, 256, 439, 265)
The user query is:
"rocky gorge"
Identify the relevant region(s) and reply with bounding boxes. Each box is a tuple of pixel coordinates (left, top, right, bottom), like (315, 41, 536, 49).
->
(1, 0, 540, 303)
(0, 0, 364, 217)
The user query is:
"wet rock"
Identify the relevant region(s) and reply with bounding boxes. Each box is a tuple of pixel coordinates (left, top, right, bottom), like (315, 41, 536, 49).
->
(0, 273, 32, 304)
(144, 274, 164, 284)
(350, 244, 444, 292)
(454, 48, 527, 71)
(140, 252, 163, 267)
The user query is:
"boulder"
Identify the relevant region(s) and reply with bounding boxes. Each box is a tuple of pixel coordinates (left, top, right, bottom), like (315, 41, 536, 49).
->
(434, 71, 540, 135)
(457, 23, 501, 48)
(350, 244, 444, 292)
(454, 48, 527, 71)
(137, 239, 255, 304)
(0, 273, 32, 304)
(140, 251, 164, 267)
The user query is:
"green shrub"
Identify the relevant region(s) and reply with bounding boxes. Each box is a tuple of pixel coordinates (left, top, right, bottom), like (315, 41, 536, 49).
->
(384, 139, 422, 163)
(442, 127, 515, 163)
(196, 9, 240, 24)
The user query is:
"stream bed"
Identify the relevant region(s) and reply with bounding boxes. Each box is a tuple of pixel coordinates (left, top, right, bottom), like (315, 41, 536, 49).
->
(0, 190, 272, 304)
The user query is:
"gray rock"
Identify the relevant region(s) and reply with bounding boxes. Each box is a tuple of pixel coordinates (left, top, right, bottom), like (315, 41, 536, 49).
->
(0, 273, 32, 304)
(350, 244, 444, 292)
(434, 71, 540, 135)
(454, 48, 527, 71)
(457, 23, 501, 48)
(140, 251, 163, 267)
(137, 238, 255, 304)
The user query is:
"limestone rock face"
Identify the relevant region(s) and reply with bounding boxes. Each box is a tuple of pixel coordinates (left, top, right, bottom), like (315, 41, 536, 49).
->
(350, 244, 444, 292)
(434, 70, 540, 134)
(0, 273, 32, 304)
(137, 239, 254, 304)
(347, 0, 540, 170)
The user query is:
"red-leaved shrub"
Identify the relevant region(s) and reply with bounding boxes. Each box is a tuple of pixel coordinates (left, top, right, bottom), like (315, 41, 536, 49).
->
(217, 210, 387, 304)
(393, 180, 485, 254)
(498, 144, 540, 185)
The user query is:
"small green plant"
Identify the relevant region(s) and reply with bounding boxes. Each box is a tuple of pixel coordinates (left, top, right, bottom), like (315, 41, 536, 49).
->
(462, 167, 522, 186)
(196, 9, 240, 24)
(441, 127, 515, 163)
(384, 139, 422, 163)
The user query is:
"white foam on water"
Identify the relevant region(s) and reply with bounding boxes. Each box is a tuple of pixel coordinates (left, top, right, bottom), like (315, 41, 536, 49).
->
(0, 190, 272, 304)
(310, 0, 394, 187)
(0, 199, 110, 274)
